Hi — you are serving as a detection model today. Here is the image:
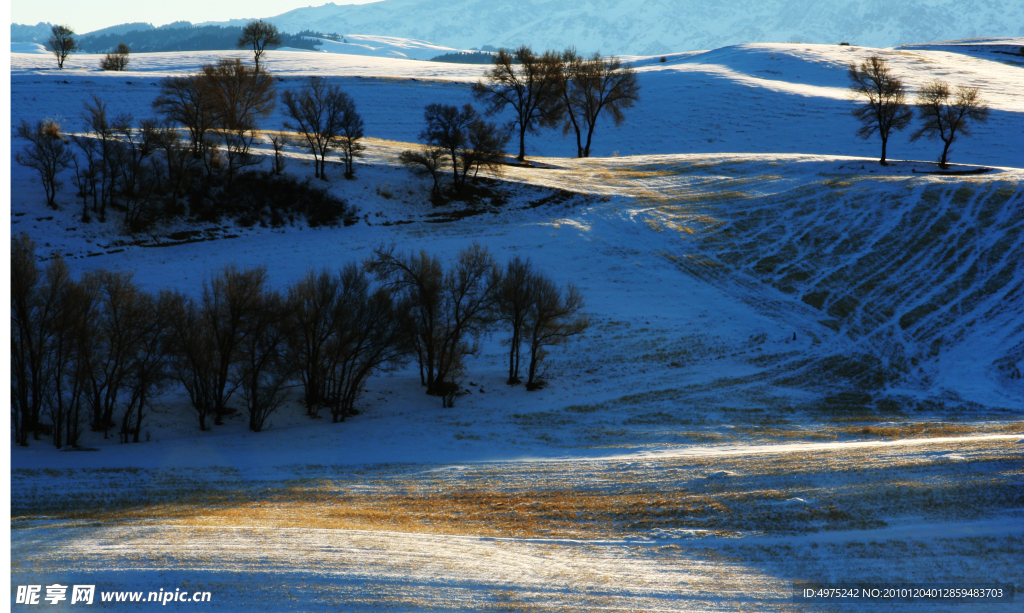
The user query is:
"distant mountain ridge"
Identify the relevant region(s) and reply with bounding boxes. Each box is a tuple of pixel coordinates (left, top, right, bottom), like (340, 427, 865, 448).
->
(10, 22, 326, 54)
(11, 22, 54, 44)
(207, 0, 1024, 55)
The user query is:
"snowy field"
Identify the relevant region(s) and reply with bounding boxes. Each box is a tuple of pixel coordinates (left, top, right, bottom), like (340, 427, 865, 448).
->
(10, 40, 1024, 611)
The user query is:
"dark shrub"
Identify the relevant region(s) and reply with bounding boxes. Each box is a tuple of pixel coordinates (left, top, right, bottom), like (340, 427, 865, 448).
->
(198, 171, 358, 227)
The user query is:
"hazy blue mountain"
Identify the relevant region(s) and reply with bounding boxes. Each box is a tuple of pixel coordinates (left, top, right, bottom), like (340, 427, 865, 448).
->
(82, 22, 156, 37)
(209, 0, 1024, 54)
(11, 22, 54, 43)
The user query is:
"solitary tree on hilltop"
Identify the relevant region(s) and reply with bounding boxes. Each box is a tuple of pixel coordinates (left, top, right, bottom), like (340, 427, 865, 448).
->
(47, 25, 77, 69)
(911, 80, 990, 168)
(848, 55, 912, 165)
(237, 20, 282, 72)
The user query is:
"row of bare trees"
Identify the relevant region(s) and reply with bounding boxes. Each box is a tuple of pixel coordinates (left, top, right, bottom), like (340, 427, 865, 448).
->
(15, 58, 276, 221)
(12, 235, 167, 447)
(14, 100, 181, 228)
(16, 60, 365, 228)
(395, 46, 640, 198)
(12, 238, 589, 446)
(472, 46, 641, 161)
(848, 55, 990, 167)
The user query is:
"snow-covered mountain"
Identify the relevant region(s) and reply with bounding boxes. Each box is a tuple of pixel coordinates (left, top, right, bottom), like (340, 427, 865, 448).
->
(213, 0, 1024, 55)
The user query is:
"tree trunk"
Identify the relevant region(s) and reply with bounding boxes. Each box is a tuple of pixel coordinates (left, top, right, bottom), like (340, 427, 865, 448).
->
(518, 123, 527, 161)
(880, 136, 888, 165)
(583, 122, 598, 158)
(570, 114, 584, 157)
(526, 344, 540, 387)
(132, 396, 144, 443)
(449, 148, 461, 192)
(940, 140, 951, 168)
(507, 328, 521, 384)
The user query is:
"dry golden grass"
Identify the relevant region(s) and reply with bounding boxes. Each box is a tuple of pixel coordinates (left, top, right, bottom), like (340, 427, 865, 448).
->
(45, 487, 731, 540)
(838, 422, 973, 439)
(832, 414, 888, 423)
(732, 426, 837, 441)
(15, 438, 1020, 551)
(995, 422, 1024, 434)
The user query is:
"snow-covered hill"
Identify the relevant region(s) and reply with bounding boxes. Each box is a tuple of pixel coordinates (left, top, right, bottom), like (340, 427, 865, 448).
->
(304, 34, 472, 61)
(11, 42, 49, 55)
(212, 0, 1024, 55)
(11, 40, 1024, 409)
(14, 41, 1023, 165)
(10, 38, 1024, 613)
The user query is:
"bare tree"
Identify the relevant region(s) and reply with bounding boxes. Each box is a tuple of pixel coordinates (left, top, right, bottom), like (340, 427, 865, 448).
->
(236, 288, 292, 432)
(79, 95, 119, 219)
(848, 56, 912, 165)
(495, 256, 536, 384)
(162, 266, 269, 430)
(202, 59, 277, 181)
(287, 270, 347, 416)
(204, 265, 270, 425)
(79, 270, 154, 437)
(11, 235, 68, 445)
(398, 147, 446, 199)
(366, 249, 443, 392)
(110, 116, 162, 231)
(70, 140, 98, 222)
(14, 119, 75, 208)
(419, 104, 508, 195)
(472, 46, 564, 161)
(368, 244, 500, 406)
(557, 49, 640, 158)
(101, 43, 130, 71)
(420, 104, 476, 193)
(329, 284, 407, 420)
(268, 133, 288, 174)
(282, 78, 356, 180)
(118, 290, 168, 443)
(163, 291, 218, 430)
(47, 25, 77, 69)
(237, 20, 282, 73)
(11, 234, 38, 446)
(337, 96, 365, 179)
(153, 75, 219, 173)
(150, 121, 198, 199)
(911, 81, 990, 168)
(286, 266, 408, 421)
(465, 115, 509, 180)
(47, 270, 95, 449)
(524, 276, 589, 390)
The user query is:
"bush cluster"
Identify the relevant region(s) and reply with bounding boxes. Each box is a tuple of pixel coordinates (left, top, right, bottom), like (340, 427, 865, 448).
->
(191, 170, 358, 227)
